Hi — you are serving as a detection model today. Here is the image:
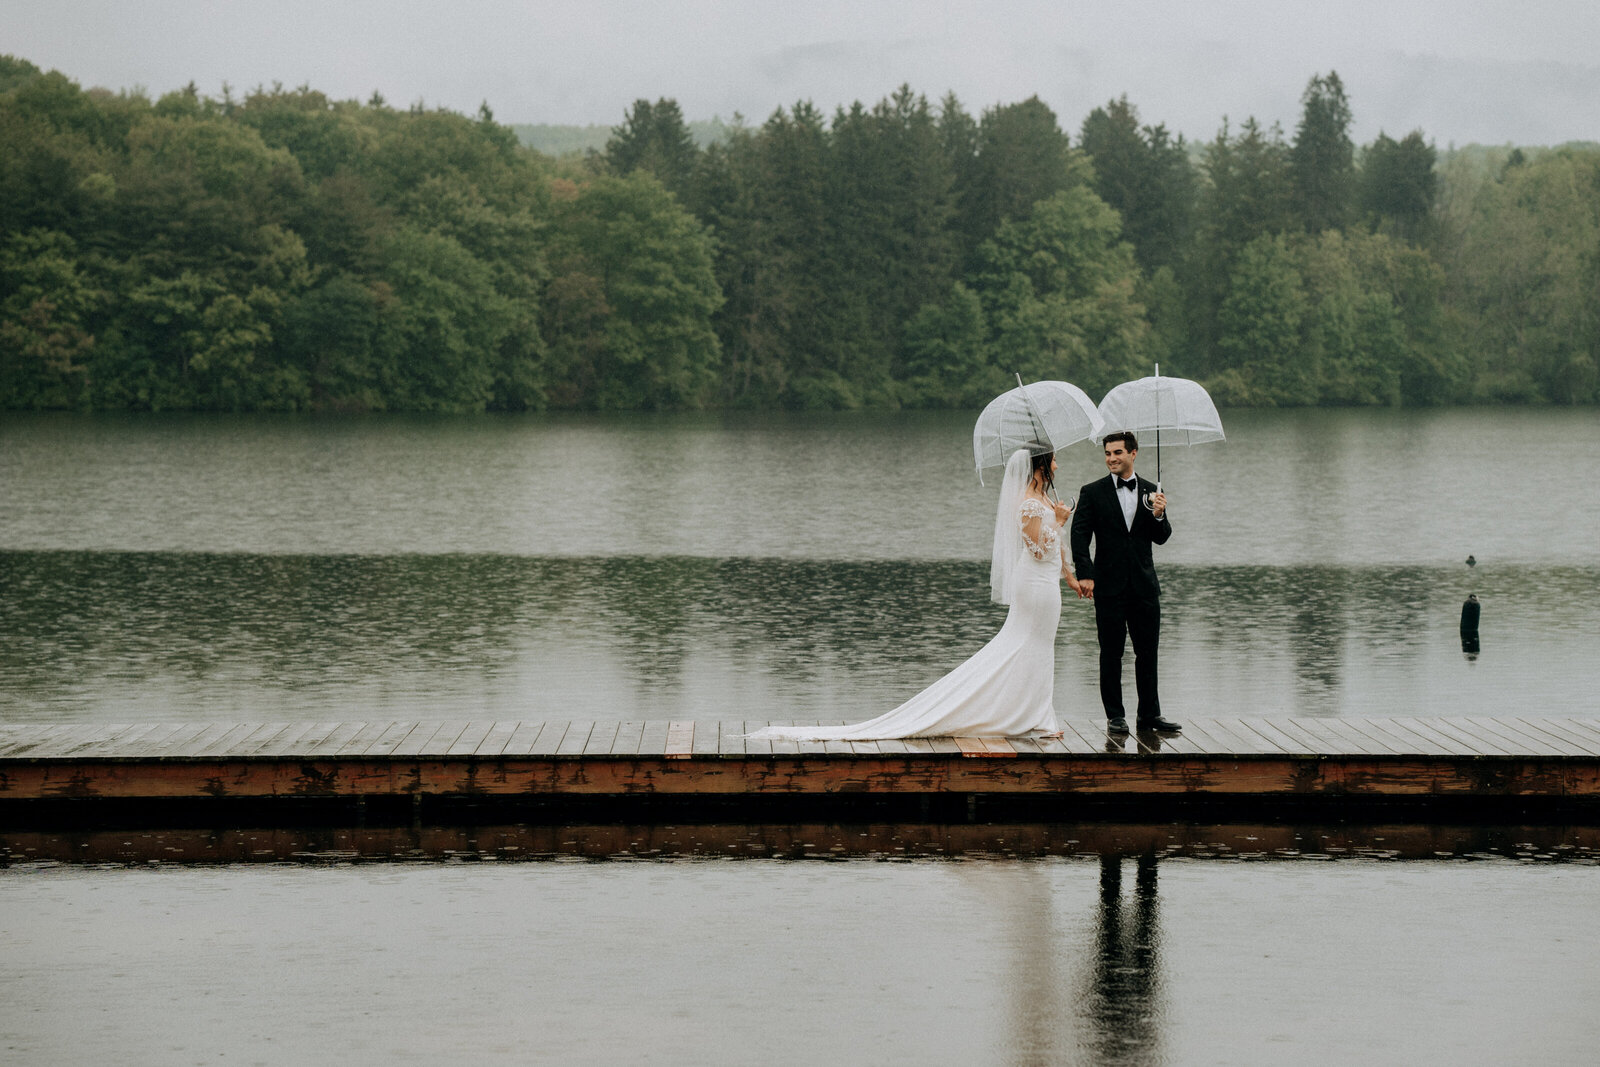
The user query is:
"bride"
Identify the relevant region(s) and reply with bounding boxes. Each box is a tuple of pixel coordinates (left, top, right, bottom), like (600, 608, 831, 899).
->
(747, 446, 1081, 741)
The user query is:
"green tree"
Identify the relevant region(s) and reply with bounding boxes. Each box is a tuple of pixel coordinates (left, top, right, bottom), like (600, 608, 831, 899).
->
(542, 173, 722, 409)
(1443, 148, 1600, 402)
(1359, 130, 1437, 244)
(973, 176, 1150, 396)
(1290, 71, 1355, 233)
(1079, 95, 1196, 272)
(954, 97, 1074, 269)
(0, 228, 98, 407)
(1212, 233, 1310, 404)
(899, 281, 998, 407)
(604, 98, 699, 201)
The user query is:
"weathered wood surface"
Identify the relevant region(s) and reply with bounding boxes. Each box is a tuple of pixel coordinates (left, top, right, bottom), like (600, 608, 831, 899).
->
(2, 717, 1599, 801)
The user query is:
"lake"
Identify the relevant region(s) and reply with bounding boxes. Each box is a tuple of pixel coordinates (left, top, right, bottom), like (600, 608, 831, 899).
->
(2, 407, 1597, 723)
(4, 406, 1600, 1065)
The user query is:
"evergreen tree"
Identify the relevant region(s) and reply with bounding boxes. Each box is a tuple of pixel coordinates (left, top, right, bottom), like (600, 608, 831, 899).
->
(1079, 95, 1196, 272)
(954, 97, 1074, 269)
(1359, 130, 1437, 244)
(1290, 71, 1355, 233)
(603, 98, 699, 201)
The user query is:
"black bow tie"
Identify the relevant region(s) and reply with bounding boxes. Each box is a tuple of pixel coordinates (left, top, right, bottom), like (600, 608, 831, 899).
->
(1117, 478, 1138, 492)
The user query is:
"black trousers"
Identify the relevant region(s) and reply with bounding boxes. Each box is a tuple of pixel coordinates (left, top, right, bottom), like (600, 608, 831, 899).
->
(1094, 589, 1161, 720)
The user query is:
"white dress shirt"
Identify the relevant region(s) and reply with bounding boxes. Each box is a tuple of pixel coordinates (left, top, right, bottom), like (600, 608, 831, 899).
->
(1114, 472, 1139, 530)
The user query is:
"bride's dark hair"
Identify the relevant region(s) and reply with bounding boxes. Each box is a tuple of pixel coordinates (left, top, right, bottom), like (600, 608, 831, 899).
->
(1028, 448, 1055, 493)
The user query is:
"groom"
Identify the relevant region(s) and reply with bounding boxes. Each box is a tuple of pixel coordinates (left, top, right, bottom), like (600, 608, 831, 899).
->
(1069, 431, 1181, 734)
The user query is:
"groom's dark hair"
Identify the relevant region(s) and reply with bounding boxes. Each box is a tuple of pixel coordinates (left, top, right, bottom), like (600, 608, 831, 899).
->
(1103, 431, 1139, 451)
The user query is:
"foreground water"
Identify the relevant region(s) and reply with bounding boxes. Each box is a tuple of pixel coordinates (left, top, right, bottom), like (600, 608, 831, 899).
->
(4, 408, 1599, 1065)
(3, 407, 1598, 722)
(3, 852, 1597, 1065)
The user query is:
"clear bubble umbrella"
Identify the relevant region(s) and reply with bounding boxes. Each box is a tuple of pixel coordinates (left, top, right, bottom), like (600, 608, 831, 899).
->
(973, 376, 1105, 490)
(1096, 363, 1225, 499)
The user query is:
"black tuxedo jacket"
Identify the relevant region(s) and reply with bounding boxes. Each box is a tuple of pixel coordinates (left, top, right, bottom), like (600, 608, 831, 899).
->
(1069, 474, 1172, 598)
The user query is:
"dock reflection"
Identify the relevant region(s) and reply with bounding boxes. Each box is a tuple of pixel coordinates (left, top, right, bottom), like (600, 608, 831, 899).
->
(4, 820, 1597, 866)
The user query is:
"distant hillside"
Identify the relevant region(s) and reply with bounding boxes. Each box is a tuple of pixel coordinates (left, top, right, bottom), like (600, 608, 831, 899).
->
(513, 118, 735, 157)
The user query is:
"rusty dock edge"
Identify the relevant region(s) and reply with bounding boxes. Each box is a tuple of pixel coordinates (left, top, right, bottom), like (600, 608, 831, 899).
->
(5, 754, 1600, 802)
(4, 717, 1600, 824)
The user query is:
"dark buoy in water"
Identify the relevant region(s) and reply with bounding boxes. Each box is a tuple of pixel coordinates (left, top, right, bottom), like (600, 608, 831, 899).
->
(1466, 554, 1476, 567)
(1460, 593, 1481, 657)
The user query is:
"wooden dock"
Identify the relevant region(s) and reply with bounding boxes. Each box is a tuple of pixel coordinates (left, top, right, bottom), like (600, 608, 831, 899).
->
(3, 716, 1599, 808)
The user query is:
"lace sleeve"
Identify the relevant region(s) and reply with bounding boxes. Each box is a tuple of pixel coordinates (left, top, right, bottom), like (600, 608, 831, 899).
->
(1018, 498, 1060, 561)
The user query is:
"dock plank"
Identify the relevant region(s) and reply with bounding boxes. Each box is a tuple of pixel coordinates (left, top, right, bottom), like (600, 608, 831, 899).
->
(236, 722, 302, 758)
(1516, 717, 1600, 758)
(1057, 720, 1110, 754)
(65, 723, 157, 758)
(439, 721, 491, 758)
(216, 722, 284, 758)
(1164, 717, 1224, 755)
(1440, 716, 1535, 757)
(1422, 717, 1512, 757)
(558, 721, 596, 758)
(718, 721, 748, 757)
(609, 721, 646, 757)
(761, 723, 800, 756)
(6, 715, 1600, 807)
(584, 721, 622, 757)
(415, 722, 470, 757)
(1295, 718, 1382, 756)
(1401, 716, 1484, 758)
(118, 721, 206, 758)
(1236, 718, 1305, 755)
(192, 722, 258, 759)
(1200, 718, 1277, 755)
(637, 720, 670, 756)
(690, 720, 721, 757)
(31, 724, 117, 758)
(0, 723, 80, 758)
(332, 721, 395, 758)
(663, 721, 694, 759)
(1336, 718, 1412, 756)
(741, 722, 773, 757)
(1555, 717, 1600, 746)
(360, 721, 418, 758)
(304, 721, 369, 758)
(472, 720, 521, 759)
(499, 721, 548, 757)
(1357, 718, 1437, 756)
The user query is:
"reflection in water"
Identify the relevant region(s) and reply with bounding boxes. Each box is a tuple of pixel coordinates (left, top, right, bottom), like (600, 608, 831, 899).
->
(2, 551, 1597, 722)
(7, 819, 1597, 865)
(1088, 853, 1162, 1065)
(5, 408, 1599, 567)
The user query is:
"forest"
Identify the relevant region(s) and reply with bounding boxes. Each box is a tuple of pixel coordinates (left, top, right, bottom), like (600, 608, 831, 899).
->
(2, 54, 1596, 413)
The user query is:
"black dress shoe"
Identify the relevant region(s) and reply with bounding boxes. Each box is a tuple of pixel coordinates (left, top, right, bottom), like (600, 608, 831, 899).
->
(1106, 717, 1130, 733)
(1138, 717, 1182, 732)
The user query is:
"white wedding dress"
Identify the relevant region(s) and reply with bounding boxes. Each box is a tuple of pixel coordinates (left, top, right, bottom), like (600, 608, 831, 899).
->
(746, 451, 1065, 741)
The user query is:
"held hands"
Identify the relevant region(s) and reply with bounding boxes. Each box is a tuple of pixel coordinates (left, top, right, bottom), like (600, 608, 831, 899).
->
(1076, 577, 1094, 600)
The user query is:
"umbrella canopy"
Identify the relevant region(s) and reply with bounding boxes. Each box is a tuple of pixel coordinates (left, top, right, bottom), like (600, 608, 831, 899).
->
(973, 379, 1104, 482)
(1096, 365, 1224, 485)
(1096, 368, 1225, 447)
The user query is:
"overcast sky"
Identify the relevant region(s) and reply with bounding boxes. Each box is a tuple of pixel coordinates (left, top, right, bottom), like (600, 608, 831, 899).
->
(5, 1, 1598, 147)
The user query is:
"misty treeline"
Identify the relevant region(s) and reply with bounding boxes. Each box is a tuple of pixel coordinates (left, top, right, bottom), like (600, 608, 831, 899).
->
(3, 55, 1596, 413)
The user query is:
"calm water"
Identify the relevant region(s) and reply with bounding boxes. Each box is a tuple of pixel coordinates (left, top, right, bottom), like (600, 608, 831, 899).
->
(5, 408, 1600, 1066)
(3, 852, 1598, 1065)
(2, 407, 1597, 722)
